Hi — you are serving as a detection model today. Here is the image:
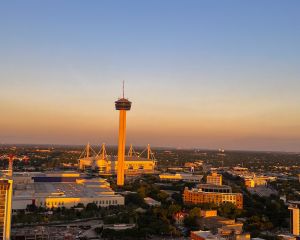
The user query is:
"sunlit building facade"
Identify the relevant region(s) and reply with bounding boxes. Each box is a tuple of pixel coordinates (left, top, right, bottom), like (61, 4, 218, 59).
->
(207, 173, 222, 186)
(244, 176, 269, 188)
(289, 203, 300, 236)
(12, 172, 124, 210)
(183, 187, 243, 209)
(159, 173, 203, 182)
(0, 178, 13, 240)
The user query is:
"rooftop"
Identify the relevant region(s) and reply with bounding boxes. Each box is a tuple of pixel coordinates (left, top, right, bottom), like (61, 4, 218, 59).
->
(13, 177, 120, 200)
(191, 230, 224, 240)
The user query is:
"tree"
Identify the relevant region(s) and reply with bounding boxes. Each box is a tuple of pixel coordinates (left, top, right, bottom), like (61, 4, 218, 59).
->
(189, 207, 202, 218)
(137, 186, 147, 198)
(184, 216, 198, 229)
(125, 193, 144, 206)
(167, 204, 182, 217)
(26, 203, 37, 212)
(218, 202, 241, 219)
(86, 202, 98, 212)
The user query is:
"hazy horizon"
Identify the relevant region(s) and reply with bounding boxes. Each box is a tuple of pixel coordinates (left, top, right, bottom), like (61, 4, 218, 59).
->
(1, 1, 300, 152)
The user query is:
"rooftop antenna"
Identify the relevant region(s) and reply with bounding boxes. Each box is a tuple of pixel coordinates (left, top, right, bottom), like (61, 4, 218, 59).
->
(122, 80, 125, 98)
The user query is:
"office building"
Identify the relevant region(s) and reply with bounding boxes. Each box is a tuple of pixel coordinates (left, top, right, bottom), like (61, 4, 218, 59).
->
(0, 178, 13, 240)
(207, 173, 222, 186)
(289, 203, 300, 236)
(183, 187, 243, 209)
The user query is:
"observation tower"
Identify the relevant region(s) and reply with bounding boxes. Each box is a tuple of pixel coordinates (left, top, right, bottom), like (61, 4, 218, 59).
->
(115, 82, 132, 186)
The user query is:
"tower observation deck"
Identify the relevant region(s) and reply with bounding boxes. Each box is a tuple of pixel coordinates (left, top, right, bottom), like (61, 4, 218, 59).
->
(115, 98, 132, 111)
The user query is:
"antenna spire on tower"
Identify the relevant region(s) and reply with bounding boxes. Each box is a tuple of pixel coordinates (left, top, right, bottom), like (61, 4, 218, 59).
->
(122, 80, 125, 98)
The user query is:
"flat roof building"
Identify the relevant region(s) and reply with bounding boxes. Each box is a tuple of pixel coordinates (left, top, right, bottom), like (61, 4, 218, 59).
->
(12, 172, 124, 210)
(207, 173, 222, 186)
(183, 187, 243, 209)
(159, 173, 203, 182)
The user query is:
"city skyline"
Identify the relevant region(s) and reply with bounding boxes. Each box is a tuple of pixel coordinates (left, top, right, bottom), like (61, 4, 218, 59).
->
(1, 1, 300, 151)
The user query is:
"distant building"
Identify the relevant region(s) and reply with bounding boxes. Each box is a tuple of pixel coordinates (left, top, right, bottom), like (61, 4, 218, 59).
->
(159, 173, 203, 182)
(235, 233, 251, 240)
(198, 211, 249, 240)
(201, 210, 218, 218)
(0, 178, 13, 239)
(244, 176, 269, 188)
(227, 167, 276, 189)
(232, 167, 249, 173)
(207, 173, 222, 186)
(183, 187, 243, 209)
(244, 179, 255, 188)
(247, 185, 278, 198)
(185, 162, 198, 168)
(167, 167, 184, 172)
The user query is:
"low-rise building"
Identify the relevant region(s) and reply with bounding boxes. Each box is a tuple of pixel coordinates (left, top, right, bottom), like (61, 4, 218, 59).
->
(198, 213, 249, 240)
(183, 187, 243, 209)
(247, 185, 278, 197)
(201, 210, 218, 218)
(12, 172, 124, 210)
(244, 176, 269, 188)
(159, 173, 203, 182)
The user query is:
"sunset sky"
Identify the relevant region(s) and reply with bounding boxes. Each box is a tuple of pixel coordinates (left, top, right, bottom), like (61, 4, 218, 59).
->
(0, 1, 300, 151)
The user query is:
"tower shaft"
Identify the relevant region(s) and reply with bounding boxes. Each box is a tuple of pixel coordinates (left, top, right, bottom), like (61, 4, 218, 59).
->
(117, 110, 127, 186)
